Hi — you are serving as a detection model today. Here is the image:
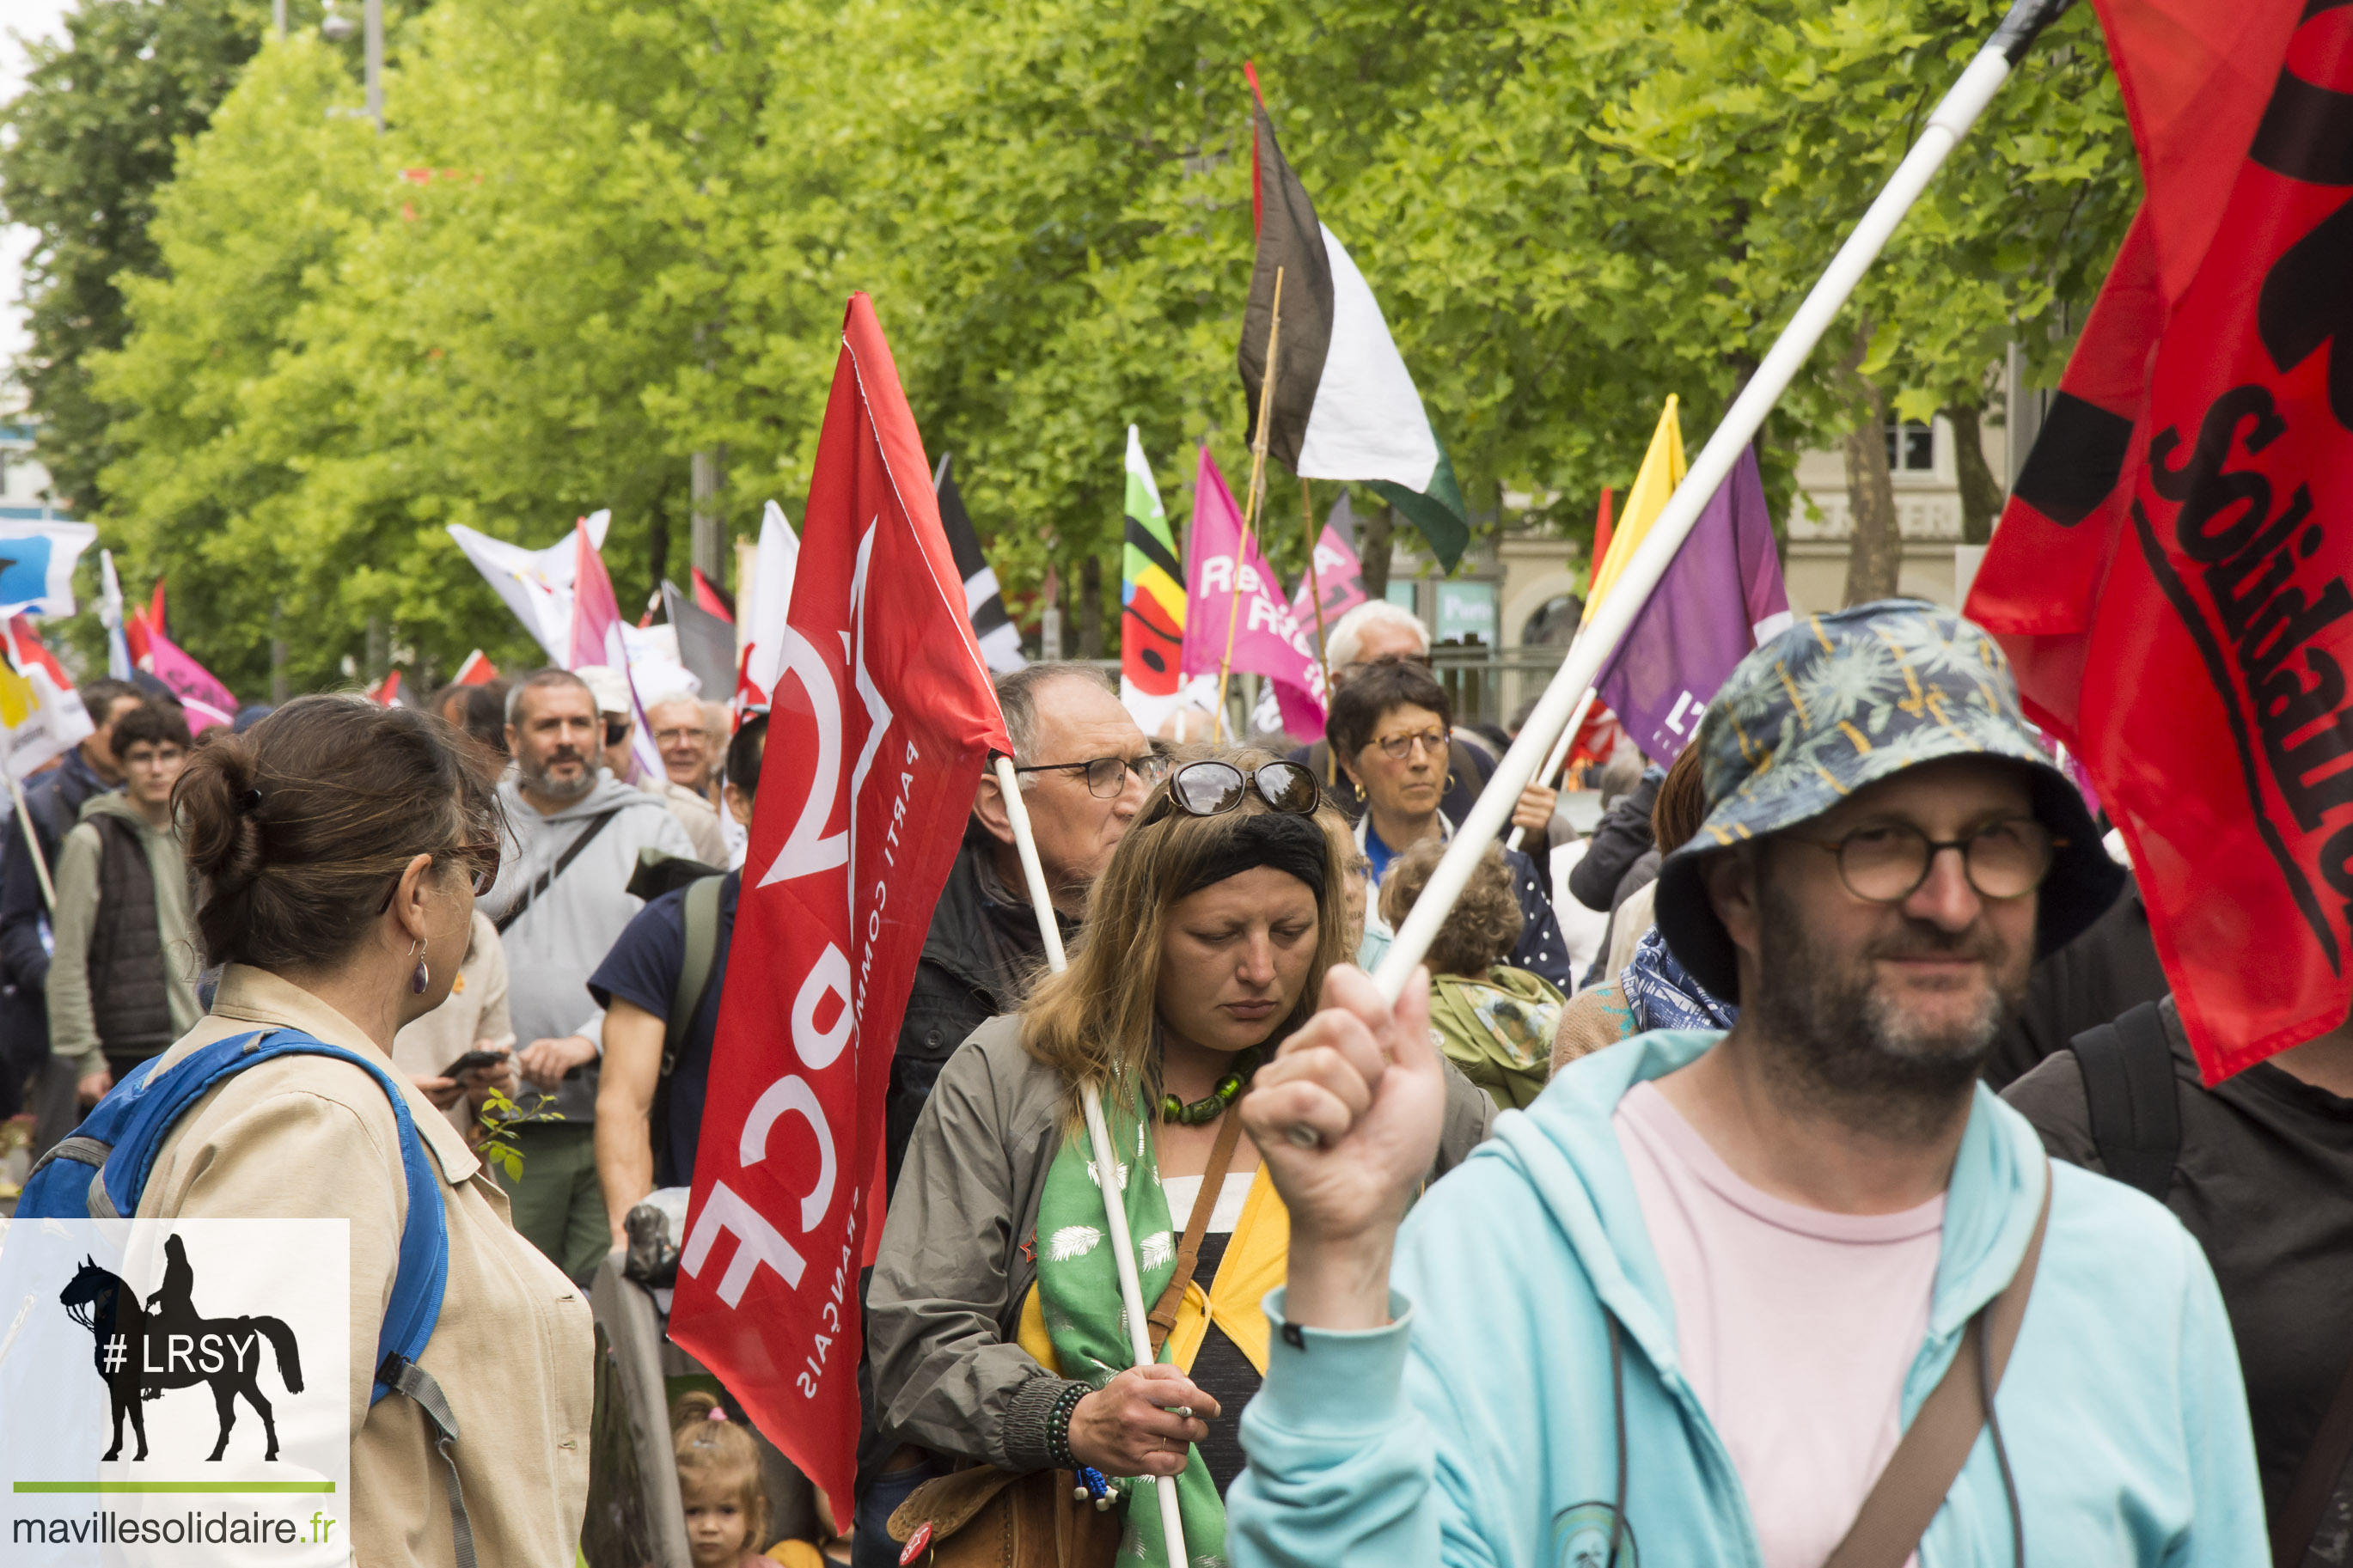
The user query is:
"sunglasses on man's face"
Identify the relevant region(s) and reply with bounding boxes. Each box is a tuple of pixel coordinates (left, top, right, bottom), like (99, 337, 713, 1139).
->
(602, 719, 631, 748)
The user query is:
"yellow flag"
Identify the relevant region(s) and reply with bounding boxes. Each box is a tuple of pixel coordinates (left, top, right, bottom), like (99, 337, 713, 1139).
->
(1585, 396, 1685, 618)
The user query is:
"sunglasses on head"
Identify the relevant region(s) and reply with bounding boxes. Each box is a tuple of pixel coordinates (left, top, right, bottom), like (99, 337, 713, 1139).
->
(1148, 760, 1322, 822)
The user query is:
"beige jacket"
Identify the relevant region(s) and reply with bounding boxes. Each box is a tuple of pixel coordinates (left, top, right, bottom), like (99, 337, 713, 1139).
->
(135, 966, 593, 1566)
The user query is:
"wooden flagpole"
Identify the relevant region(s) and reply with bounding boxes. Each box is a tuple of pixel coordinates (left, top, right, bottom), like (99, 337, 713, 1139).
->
(1300, 478, 1334, 703)
(1214, 265, 1284, 742)
(991, 754, 1190, 1567)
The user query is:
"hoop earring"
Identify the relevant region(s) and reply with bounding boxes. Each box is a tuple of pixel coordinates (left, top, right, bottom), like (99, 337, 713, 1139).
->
(1445, 771, 1457, 792)
(407, 938, 430, 996)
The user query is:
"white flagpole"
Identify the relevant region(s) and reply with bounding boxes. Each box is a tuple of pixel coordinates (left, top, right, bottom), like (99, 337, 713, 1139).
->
(1367, 0, 2072, 1016)
(991, 754, 1189, 1568)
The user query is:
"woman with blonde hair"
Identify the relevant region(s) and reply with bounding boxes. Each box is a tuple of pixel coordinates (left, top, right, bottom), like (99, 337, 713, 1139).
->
(865, 748, 1493, 1567)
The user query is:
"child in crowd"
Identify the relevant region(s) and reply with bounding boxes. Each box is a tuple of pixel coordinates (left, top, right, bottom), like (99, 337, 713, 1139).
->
(1378, 837, 1566, 1109)
(671, 1393, 771, 1568)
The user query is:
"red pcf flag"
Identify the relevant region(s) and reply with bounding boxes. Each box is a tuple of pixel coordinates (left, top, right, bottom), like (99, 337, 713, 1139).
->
(1967, 0, 2350, 1081)
(668, 293, 1011, 1510)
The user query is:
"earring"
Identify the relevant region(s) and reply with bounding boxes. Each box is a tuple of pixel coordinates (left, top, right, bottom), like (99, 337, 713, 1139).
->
(407, 938, 430, 996)
(1445, 771, 1457, 792)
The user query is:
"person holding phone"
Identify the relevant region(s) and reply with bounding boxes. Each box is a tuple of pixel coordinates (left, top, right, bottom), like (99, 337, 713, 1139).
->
(390, 906, 516, 1138)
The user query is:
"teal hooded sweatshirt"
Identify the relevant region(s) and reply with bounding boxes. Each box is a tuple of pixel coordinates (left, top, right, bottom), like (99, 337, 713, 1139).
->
(1229, 1029, 2264, 1568)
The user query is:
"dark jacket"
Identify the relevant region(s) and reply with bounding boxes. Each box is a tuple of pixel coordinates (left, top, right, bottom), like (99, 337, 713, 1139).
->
(889, 833, 1072, 1198)
(2003, 998, 2353, 1534)
(1568, 765, 1663, 912)
(0, 744, 115, 995)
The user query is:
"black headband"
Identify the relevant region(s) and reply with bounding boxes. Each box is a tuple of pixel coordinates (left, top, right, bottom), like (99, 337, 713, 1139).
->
(1165, 811, 1330, 905)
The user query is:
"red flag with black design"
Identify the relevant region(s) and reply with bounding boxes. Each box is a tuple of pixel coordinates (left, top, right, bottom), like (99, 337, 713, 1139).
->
(1967, 0, 2353, 1081)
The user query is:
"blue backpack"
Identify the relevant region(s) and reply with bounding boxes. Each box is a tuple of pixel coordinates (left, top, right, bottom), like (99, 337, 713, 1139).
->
(21, 1028, 477, 1565)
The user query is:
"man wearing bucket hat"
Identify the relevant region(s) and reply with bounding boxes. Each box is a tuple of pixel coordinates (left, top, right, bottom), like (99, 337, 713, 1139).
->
(1228, 601, 2264, 1567)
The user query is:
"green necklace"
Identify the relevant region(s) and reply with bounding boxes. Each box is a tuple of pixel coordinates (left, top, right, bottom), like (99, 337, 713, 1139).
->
(1158, 1048, 1264, 1126)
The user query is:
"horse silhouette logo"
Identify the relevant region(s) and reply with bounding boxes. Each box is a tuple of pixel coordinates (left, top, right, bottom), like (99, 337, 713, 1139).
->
(58, 1234, 304, 1462)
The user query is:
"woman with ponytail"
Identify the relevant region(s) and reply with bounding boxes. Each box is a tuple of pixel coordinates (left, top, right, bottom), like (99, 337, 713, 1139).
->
(127, 696, 592, 1565)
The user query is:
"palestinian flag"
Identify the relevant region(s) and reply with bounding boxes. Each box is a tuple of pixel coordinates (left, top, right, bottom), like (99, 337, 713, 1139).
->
(933, 453, 1027, 673)
(1120, 427, 1207, 731)
(1238, 64, 1470, 570)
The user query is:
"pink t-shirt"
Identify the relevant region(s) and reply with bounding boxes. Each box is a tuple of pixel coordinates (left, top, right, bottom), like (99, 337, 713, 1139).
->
(1615, 1081, 1943, 1568)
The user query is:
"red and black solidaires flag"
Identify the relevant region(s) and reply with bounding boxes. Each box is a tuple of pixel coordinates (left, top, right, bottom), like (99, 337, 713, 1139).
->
(668, 293, 1011, 1510)
(1966, 0, 2353, 1081)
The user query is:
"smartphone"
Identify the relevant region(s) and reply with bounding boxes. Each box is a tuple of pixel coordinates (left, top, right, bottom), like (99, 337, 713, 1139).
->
(441, 1048, 510, 1077)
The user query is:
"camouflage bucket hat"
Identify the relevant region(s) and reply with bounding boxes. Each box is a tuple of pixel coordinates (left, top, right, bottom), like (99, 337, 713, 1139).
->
(1652, 600, 2124, 1001)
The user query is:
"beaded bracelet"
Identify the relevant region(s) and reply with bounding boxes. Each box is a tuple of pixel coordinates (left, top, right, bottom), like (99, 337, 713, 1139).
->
(1045, 1381, 1089, 1470)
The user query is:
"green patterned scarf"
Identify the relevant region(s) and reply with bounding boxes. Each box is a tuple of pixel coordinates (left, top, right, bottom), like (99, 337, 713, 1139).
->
(1035, 1093, 1226, 1568)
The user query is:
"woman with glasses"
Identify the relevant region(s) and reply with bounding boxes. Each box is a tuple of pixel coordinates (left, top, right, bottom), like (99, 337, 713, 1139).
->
(1327, 659, 1578, 991)
(95, 696, 591, 1565)
(865, 747, 1494, 1567)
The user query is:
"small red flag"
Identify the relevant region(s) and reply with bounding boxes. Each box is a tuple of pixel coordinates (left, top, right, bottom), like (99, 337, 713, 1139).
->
(1966, 0, 2351, 1081)
(8, 616, 70, 690)
(691, 567, 735, 624)
(668, 294, 1011, 1512)
(451, 650, 498, 686)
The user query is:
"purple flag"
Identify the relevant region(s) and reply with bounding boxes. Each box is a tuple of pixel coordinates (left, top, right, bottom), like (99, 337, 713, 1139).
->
(1594, 446, 1791, 764)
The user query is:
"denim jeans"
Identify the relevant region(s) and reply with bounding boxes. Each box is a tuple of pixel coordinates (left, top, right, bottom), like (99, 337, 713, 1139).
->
(853, 1455, 948, 1568)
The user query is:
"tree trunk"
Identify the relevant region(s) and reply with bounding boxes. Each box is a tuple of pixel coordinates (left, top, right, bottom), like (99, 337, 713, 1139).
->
(1837, 333, 1901, 606)
(1078, 553, 1103, 657)
(1942, 401, 2004, 546)
(1360, 502, 1396, 600)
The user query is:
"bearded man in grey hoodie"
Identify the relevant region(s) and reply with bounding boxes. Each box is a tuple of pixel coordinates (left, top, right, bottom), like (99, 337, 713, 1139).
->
(489, 668, 694, 1280)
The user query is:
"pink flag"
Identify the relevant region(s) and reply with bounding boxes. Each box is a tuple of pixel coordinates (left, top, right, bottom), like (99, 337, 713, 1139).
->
(144, 624, 235, 732)
(1288, 519, 1367, 650)
(568, 522, 663, 780)
(1182, 448, 1329, 739)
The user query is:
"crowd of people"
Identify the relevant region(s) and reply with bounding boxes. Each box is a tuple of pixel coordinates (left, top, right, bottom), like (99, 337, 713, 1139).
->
(1, 593, 2339, 1568)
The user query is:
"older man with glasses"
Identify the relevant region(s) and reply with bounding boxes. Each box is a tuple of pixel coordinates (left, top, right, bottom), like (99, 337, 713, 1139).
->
(889, 661, 1164, 1187)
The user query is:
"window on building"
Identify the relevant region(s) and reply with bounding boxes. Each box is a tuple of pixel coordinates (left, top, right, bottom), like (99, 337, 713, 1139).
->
(1885, 421, 1934, 473)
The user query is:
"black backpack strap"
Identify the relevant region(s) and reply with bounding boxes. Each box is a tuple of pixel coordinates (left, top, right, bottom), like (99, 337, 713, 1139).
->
(493, 808, 622, 935)
(2071, 999, 2180, 1200)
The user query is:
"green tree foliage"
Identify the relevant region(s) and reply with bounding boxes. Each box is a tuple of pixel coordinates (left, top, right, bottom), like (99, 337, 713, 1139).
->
(66, 0, 2136, 688)
(0, 0, 261, 514)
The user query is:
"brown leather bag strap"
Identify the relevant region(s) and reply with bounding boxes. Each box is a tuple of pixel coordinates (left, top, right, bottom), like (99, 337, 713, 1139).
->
(1823, 1168, 2052, 1568)
(1146, 1109, 1249, 1354)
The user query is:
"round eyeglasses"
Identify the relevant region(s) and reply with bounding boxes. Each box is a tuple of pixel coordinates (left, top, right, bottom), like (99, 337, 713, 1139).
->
(1152, 760, 1322, 821)
(1011, 752, 1171, 799)
(1794, 817, 2059, 904)
(1366, 726, 1449, 762)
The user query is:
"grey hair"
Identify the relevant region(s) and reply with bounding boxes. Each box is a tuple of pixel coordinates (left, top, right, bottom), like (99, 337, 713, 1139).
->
(504, 667, 594, 723)
(1327, 601, 1429, 671)
(993, 662, 1116, 790)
